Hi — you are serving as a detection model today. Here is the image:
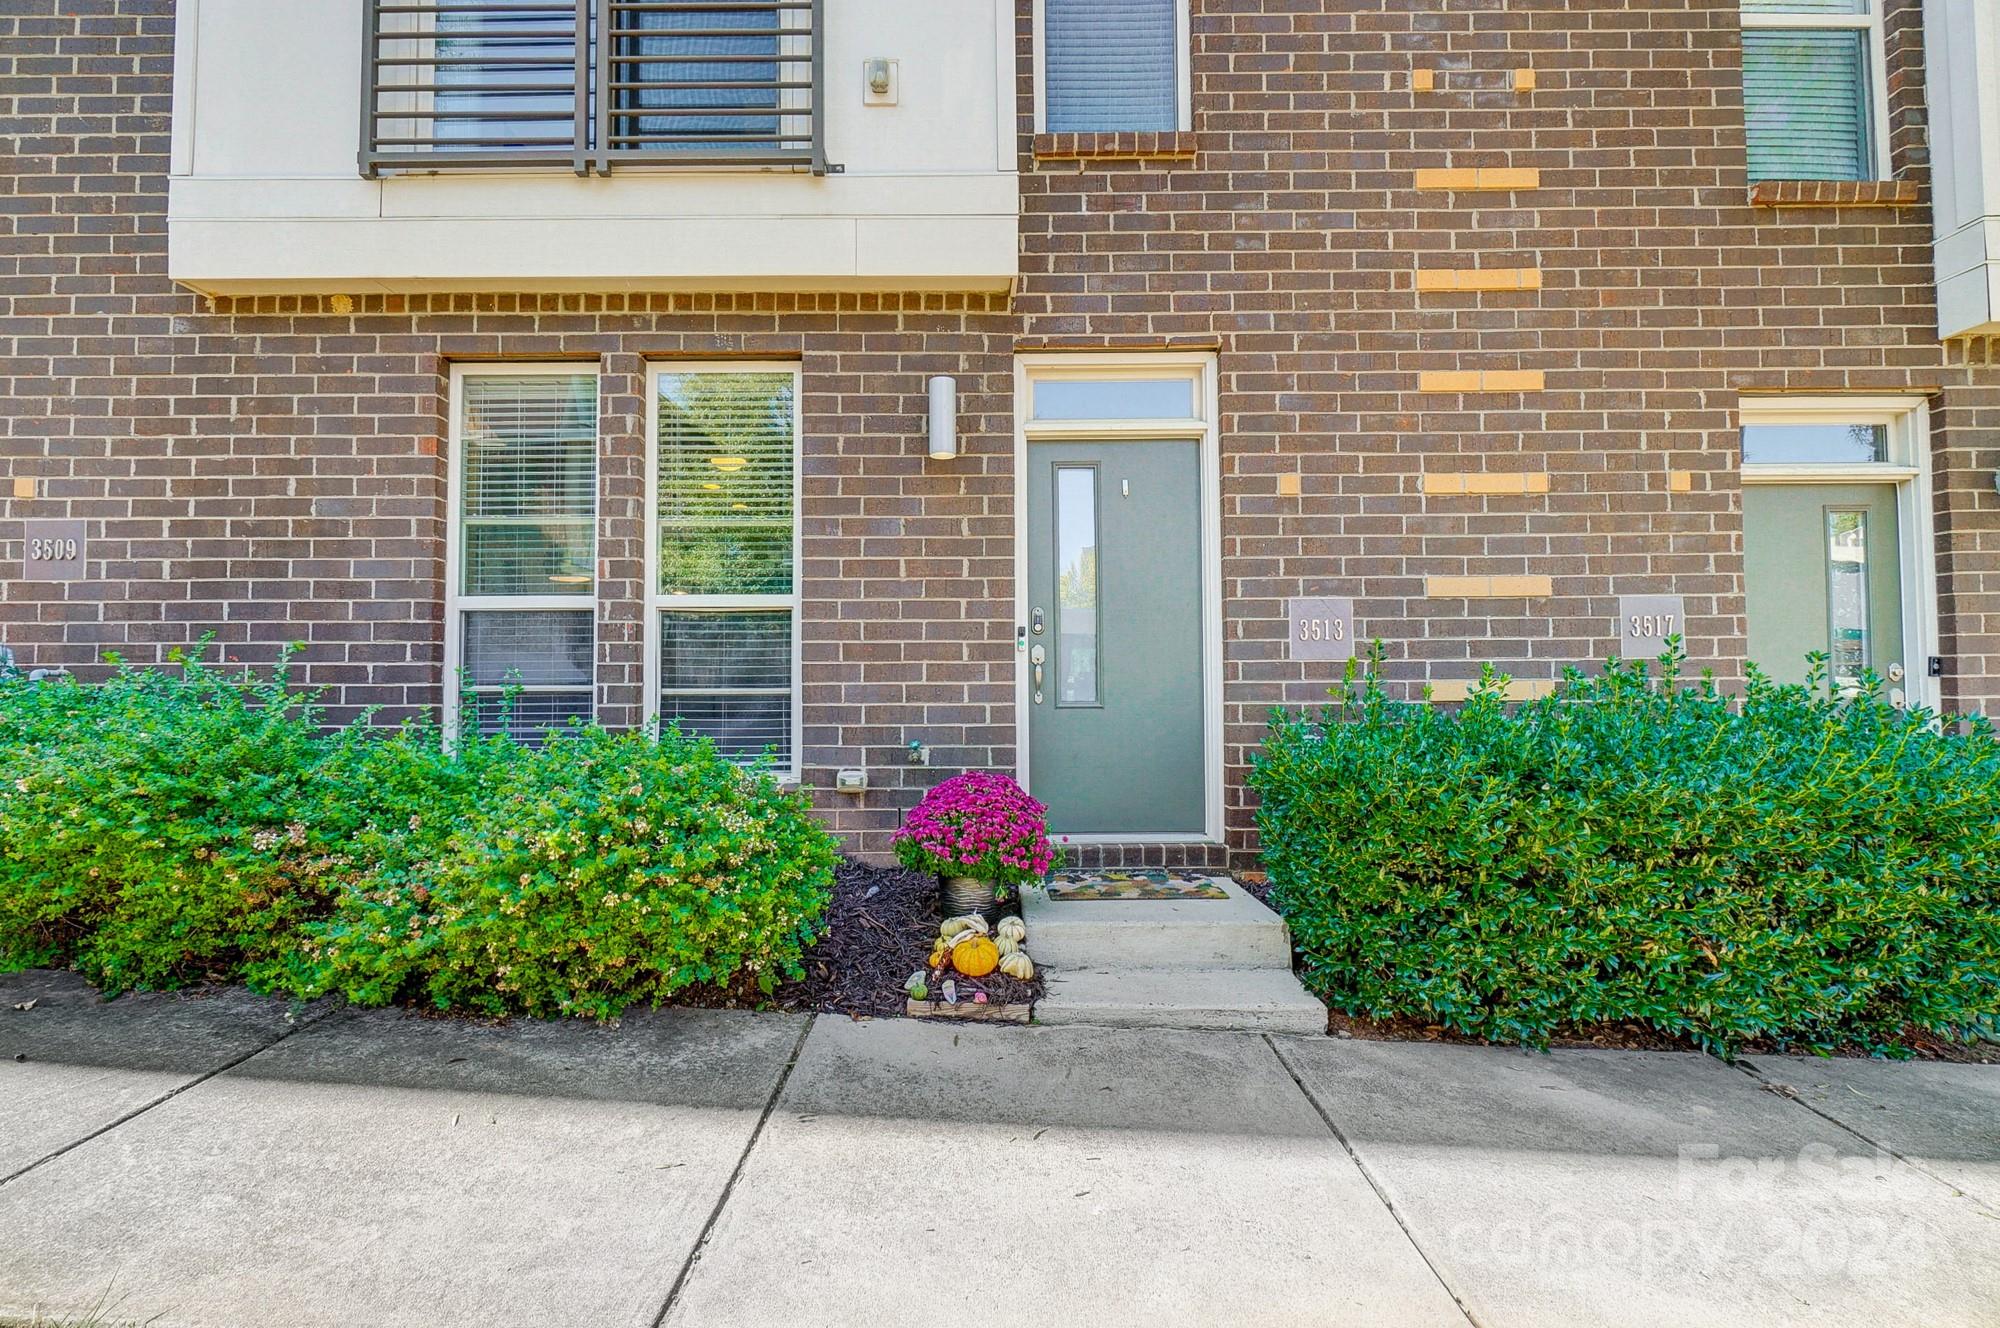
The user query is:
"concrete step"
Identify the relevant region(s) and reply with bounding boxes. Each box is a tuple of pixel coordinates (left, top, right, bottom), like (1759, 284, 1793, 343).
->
(1034, 965, 1328, 1035)
(1019, 875, 1294, 970)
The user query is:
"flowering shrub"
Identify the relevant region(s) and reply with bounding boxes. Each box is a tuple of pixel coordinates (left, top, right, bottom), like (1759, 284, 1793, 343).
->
(275, 724, 837, 1018)
(892, 772, 1062, 892)
(0, 646, 839, 1017)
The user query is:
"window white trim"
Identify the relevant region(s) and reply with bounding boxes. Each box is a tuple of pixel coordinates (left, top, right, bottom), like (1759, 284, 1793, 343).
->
(1013, 351, 1223, 843)
(1031, 0, 1192, 135)
(443, 361, 602, 745)
(1739, 1, 1892, 180)
(1738, 393, 1939, 710)
(642, 360, 803, 783)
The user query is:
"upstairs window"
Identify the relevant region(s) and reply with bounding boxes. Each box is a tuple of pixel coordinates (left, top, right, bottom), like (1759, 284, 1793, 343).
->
(1038, 0, 1187, 133)
(363, 0, 822, 175)
(1740, 0, 1886, 182)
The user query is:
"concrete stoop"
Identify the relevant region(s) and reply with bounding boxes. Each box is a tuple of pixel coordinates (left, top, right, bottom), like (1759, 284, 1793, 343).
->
(1022, 876, 1327, 1035)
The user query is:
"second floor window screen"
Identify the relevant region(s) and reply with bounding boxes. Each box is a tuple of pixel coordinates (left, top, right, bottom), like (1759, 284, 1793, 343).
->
(435, 5, 578, 153)
(617, 7, 783, 153)
(1740, 0, 1875, 182)
(1044, 0, 1179, 133)
(363, 0, 821, 172)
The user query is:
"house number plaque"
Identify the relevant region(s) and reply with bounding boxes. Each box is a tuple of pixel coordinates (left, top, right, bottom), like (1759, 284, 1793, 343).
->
(1287, 597, 1356, 662)
(1617, 594, 1684, 659)
(21, 520, 87, 582)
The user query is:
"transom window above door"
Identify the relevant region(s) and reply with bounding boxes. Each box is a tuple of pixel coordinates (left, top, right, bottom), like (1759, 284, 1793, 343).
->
(1036, 0, 1190, 133)
(647, 364, 801, 777)
(1738, 0, 1887, 182)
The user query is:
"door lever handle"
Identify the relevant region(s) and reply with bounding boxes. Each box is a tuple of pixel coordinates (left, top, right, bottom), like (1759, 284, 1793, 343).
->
(1029, 644, 1045, 702)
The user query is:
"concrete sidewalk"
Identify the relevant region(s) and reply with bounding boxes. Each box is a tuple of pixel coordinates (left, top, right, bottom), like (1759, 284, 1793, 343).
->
(2, 970, 1995, 1328)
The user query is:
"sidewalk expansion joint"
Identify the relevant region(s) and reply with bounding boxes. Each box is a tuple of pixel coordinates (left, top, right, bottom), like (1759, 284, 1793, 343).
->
(0, 998, 352, 1190)
(1729, 1056, 1997, 1215)
(1263, 1034, 1485, 1328)
(651, 1012, 817, 1328)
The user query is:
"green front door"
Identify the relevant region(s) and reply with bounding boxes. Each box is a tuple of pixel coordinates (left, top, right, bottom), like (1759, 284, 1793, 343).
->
(1743, 482, 1905, 690)
(1025, 440, 1205, 835)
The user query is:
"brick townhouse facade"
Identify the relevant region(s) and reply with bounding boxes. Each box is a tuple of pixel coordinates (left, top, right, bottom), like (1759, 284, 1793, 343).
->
(4, 0, 1998, 867)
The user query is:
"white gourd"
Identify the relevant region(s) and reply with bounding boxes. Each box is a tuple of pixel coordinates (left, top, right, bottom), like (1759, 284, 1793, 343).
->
(998, 952, 1035, 980)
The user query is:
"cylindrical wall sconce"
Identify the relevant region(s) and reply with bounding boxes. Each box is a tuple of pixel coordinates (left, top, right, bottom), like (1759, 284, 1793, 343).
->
(926, 375, 958, 460)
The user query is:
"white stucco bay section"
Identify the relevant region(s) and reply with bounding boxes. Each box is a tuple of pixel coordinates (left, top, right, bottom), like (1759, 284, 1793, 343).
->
(166, 0, 1020, 295)
(1924, 0, 2000, 339)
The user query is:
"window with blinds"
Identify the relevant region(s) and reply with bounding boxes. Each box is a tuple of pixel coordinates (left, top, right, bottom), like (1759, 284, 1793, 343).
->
(452, 368, 598, 744)
(615, 6, 785, 153)
(1043, 0, 1181, 134)
(1740, 1, 1877, 182)
(433, 5, 579, 153)
(653, 367, 798, 773)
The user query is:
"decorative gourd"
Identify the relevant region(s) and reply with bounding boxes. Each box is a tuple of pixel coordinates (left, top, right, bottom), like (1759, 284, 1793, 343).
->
(995, 935, 1021, 958)
(940, 914, 989, 939)
(998, 951, 1035, 980)
(996, 916, 1027, 944)
(950, 933, 1000, 977)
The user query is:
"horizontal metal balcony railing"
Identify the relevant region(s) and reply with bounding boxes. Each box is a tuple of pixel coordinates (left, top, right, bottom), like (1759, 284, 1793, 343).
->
(360, 0, 825, 176)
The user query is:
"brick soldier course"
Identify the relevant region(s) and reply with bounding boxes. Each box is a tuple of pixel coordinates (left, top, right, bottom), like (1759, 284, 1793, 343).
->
(3, 0, 1997, 865)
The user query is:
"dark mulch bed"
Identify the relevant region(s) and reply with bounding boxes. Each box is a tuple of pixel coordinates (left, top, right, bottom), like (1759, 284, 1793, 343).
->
(774, 857, 1044, 1017)
(1327, 1010, 1999, 1064)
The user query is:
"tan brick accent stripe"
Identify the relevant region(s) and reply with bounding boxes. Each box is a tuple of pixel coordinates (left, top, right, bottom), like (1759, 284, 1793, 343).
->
(1415, 267, 1542, 293)
(1426, 575, 1555, 599)
(1512, 68, 1536, 92)
(1412, 167, 1541, 191)
(1418, 369, 1546, 393)
(1411, 69, 1434, 92)
(1422, 472, 1551, 496)
(1667, 470, 1695, 493)
(1428, 678, 1561, 703)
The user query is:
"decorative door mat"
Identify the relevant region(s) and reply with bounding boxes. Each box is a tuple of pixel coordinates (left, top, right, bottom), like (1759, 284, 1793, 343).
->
(1044, 869, 1229, 902)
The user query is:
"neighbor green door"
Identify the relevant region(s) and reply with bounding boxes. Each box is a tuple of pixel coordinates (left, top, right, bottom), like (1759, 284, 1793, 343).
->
(1743, 482, 1904, 689)
(1025, 440, 1205, 835)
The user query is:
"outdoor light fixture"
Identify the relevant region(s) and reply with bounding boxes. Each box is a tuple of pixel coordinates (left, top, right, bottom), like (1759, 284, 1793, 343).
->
(926, 375, 958, 460)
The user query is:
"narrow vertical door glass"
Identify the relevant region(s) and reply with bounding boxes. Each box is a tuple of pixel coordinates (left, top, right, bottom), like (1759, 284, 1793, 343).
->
(1054, 465, 1100, 706)
(1825, 509, 1871, 685)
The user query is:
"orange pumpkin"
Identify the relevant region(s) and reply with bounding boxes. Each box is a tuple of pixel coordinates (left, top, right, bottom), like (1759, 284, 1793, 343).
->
(950, 933, 1000, 978)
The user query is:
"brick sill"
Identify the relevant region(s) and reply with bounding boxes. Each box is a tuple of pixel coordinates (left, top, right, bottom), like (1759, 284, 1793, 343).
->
(1749, 179, 1920, 208)
(1032, 131, 1197, 163)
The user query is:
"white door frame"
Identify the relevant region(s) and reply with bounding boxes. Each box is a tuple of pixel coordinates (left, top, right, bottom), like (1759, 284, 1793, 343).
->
(1738, 394, 1941, 711)
(1013, 351, 1224, 843)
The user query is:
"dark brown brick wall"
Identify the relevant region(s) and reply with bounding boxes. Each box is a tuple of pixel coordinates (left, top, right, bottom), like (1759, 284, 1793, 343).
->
(3, 0, 1997, 866)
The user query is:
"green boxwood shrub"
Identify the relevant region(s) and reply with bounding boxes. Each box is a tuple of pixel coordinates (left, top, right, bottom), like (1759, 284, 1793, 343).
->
(1251, 652, 2000, 1054)
(0, 649, 838, 1018)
